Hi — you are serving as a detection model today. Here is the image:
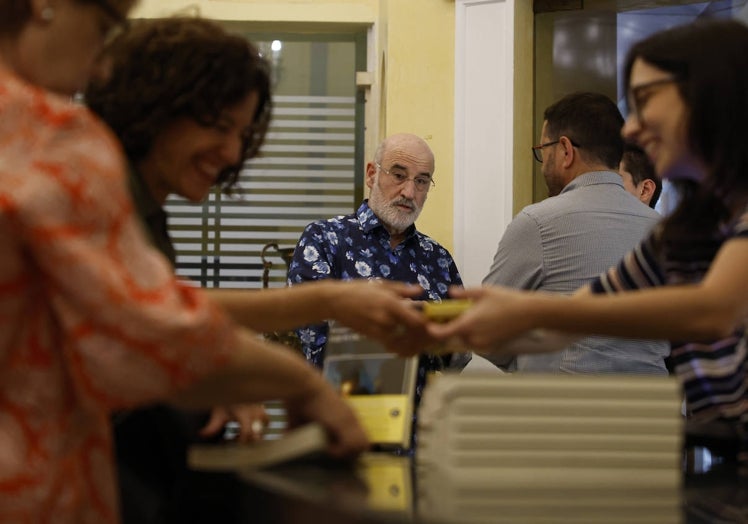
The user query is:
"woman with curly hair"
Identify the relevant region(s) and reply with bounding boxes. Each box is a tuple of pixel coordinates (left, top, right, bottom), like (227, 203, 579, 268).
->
(86, 17, 431, 523)
(86, 20, 273, 522)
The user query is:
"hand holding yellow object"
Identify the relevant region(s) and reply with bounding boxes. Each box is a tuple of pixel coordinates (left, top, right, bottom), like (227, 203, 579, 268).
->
(421, 299, 473, 323)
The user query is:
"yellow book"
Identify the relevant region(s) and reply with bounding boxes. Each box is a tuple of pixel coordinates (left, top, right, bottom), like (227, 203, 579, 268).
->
(422, 299, 472, 322)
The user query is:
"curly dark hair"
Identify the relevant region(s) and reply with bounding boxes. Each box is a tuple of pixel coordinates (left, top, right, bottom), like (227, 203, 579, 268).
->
(86, 17, 272, 192)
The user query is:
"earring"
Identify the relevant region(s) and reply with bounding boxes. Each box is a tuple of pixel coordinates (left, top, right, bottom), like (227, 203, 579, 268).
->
(40, 6, 55, 21)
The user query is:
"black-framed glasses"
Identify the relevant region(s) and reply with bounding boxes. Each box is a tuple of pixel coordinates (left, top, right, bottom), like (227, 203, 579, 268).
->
(626, 77, 680, 122)
(531, 138, 581, 163)
(375, 162, 435, 193)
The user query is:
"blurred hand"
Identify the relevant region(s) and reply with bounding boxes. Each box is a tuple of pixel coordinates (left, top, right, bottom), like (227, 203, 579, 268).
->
(199, 403, 269, 443)
(426, 286, 536, 350)
(330, 280, 436, 353)
(285, 380, 369, 459)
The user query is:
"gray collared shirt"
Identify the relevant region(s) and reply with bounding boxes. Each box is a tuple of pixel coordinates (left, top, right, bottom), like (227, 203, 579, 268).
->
(483, 171, 669, 374)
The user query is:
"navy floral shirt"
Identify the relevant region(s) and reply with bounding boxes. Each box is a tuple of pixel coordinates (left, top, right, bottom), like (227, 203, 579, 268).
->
(288, 200, 462, 361)
(287, 201, 463, 445)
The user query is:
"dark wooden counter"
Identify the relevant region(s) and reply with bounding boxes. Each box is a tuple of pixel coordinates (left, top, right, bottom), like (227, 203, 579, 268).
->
(177, 448, 747, 524)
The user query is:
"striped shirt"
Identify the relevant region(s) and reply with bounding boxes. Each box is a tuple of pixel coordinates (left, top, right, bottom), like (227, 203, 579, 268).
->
(591, 213, 748, 460)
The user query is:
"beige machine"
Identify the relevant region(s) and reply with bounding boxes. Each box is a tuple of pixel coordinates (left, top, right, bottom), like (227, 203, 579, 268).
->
(417, 373, 684, 524)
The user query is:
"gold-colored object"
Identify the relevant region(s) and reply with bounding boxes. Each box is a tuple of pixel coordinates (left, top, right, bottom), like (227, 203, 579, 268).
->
(422, 299, 472, 323)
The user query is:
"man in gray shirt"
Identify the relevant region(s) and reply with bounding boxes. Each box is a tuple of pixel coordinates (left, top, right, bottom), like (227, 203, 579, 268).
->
(483, 92, 668, 374)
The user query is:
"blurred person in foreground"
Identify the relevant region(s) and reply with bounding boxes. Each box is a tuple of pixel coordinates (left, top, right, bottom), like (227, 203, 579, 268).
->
(424, 20, 748, 470)
(0, 2, 429, 521)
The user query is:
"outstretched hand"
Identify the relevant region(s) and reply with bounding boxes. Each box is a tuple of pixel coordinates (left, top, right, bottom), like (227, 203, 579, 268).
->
(426, 286, 537, 350)
(329, 280, 435, 353)
(285, 379, 369, 460)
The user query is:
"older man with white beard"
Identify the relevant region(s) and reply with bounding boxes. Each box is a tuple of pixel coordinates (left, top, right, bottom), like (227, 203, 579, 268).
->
(288, 133, 464, 448)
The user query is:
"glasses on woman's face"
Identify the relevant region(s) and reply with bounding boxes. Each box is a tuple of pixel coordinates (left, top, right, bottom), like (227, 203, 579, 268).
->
(626, 77, 679, 122)
(531, 137, 582, 163)
(90, 0, 130, 44)
(375, 163, 435, 193)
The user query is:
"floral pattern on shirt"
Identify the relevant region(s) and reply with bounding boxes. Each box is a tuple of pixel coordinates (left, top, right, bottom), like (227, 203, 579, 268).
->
(288, 200, 462, 366)
(287, 201, 462, 449)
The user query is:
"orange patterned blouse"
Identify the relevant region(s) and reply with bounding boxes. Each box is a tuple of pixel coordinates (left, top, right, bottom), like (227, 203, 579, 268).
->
(0, 68, 239, 522)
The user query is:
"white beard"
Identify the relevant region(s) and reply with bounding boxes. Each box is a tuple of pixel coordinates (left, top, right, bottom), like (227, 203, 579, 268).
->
(368, 176, 424, 234)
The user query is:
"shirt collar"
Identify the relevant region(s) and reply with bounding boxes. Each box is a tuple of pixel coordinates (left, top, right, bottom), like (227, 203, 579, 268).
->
(356, 200, 417, 239)
(560, 170, 624, 195)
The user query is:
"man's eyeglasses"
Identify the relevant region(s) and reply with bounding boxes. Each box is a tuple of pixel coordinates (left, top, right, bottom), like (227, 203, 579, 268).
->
(626, 77, 680, 122)
(531, 138, 582, 163)
(375, 163, 435, 193)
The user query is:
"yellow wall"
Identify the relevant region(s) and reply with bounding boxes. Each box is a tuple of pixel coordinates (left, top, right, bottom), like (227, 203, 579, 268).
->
(381, 0, 455, 249)
(131, 0, 379, 24)
(513, 0, 535, 213)
(131, 0, 458, 252)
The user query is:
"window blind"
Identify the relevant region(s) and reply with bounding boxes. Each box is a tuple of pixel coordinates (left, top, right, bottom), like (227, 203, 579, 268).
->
(165, 94, 357, 289)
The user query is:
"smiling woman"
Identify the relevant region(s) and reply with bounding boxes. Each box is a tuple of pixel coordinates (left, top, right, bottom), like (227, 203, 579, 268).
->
(85, 18, 276, 523)
(86, 17, 272, 201)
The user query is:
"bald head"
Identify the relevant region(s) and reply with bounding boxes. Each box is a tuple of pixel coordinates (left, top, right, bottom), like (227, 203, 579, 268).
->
(373, 133, 435, 173)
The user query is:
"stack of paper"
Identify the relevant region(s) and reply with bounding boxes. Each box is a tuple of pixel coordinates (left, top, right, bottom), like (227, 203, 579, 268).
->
(417, 373, 684, 523)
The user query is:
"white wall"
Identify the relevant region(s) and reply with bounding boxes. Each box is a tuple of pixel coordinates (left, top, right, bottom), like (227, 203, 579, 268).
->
(454, 0, 516, 286)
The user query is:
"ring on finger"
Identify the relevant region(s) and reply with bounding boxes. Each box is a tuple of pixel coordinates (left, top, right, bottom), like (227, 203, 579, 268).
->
(251, 420, 265, 435)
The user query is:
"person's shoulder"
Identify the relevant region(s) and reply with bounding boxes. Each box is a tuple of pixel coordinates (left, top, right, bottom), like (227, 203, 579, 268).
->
(638, 204, 662, 221)
(18, 88, 121, 163)
(516, 196, 562, 223)
(8, 80, 105, 135)
(298, 213, 359, 248)
(304, 212, 357, 231)
(606, 188, 662, 222)
(0, 79, 125, 193)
